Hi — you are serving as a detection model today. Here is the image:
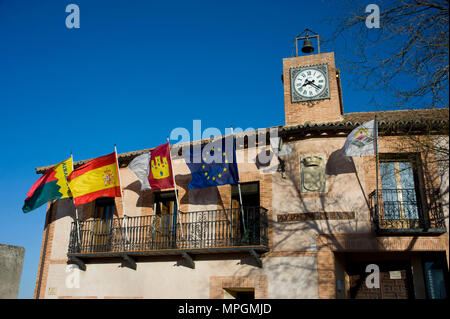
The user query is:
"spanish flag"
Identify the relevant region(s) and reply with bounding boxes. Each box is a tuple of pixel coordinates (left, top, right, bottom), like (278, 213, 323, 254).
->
(68, 152, 121, 206)
(23, 157, 73, 213)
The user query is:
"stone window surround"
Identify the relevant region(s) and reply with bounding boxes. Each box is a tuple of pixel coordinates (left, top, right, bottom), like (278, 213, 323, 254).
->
(209, 275, 268, 299)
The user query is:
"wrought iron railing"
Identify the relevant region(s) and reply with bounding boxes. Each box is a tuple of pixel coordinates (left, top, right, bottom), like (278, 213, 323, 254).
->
(369, 188, 446, 233)
(68, 207, 268, 254)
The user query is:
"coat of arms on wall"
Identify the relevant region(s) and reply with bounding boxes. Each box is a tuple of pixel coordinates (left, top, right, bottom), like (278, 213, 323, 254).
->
(300, 154, 327, 193)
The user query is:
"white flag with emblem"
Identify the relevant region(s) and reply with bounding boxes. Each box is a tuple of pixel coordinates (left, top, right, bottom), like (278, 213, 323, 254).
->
(342, 120, 377, 156)
(127, 152, 151, 190)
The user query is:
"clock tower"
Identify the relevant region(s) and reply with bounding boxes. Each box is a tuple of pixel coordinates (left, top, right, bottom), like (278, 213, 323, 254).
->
(282, 33, 344, 126)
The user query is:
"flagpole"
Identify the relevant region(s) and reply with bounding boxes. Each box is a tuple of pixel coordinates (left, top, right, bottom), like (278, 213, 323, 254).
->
(70, 153, 82, 249)
(115, 145, 129, 244)
(230, 127, 246, 232)
(166, 137, 184, 240)
(166, 138, 180, 210)
(374, 116, 380, 223)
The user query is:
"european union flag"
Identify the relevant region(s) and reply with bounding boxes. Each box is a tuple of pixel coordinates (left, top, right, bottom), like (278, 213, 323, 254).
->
(185, 136, 239, 189)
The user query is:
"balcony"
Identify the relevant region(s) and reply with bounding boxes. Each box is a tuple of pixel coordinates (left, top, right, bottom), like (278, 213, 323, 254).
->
(369, 188, 447, 235)
(67, 207, 269, 269)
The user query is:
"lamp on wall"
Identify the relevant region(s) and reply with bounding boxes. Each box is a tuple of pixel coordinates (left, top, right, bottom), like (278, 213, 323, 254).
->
(270, 136, 282, 151)
(268, 135, 292, 178)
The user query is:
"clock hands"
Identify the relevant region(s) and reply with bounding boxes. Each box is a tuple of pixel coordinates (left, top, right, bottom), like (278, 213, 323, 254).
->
(302, 79, 321, 90)
(308, 81, 321, 90)
(294, 69, 327, 99)
(301, 79, 312, 87)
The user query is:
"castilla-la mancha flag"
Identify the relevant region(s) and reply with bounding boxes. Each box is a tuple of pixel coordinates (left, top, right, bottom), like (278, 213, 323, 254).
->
(68, 152, 121, 206)
(148, 142, 175, 190)
(342, 120, 377, 157)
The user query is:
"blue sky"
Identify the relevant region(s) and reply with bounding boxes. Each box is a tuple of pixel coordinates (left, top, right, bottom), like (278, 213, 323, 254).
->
(1, 0, 394, 298)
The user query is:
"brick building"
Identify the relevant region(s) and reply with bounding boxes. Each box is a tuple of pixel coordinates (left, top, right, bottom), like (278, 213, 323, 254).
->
(34, 51, 449, 299)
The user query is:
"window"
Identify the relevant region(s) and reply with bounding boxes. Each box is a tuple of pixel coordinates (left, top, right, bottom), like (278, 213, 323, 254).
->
(424, 255, 448, 299)
(224, 288, 255, 300)
(380, 154, 422, 220)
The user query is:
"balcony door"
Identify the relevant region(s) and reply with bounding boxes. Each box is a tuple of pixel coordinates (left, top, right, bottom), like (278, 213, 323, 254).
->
(231, 182, 260, 245)
(91, 197, 115, 252)
(154, 191, 177, 248)
(380, 159, 420, 221)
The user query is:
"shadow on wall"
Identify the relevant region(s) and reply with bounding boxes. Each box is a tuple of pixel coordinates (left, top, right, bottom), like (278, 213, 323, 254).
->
(223, 145, 370, 296)
(325, 149, 355, 175)
(125, 172, 224, 208)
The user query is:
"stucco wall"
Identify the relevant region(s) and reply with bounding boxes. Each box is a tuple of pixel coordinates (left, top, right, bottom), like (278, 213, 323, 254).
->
(270, 137, 372, 252)
(50, 199, 76, 261)
(0, 244, 25, 298)
(44, 255, 317, 299)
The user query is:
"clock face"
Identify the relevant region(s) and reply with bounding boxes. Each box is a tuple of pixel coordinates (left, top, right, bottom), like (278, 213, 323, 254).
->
(293, 68, 327, 98)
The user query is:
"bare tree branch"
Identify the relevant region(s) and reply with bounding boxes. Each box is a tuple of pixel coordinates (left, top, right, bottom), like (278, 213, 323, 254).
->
(324, 0, 449, 110)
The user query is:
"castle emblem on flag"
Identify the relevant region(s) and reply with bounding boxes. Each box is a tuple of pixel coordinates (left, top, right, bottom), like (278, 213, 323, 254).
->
(103, 169, 115, 187)
(351, 127, 374, 148)
(342, 120, 376, 157)
(147, 143, 174, 190)
(151, 156, 170, 179)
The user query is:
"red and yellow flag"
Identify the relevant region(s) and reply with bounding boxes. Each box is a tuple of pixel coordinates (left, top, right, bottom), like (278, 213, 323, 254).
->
(148, 142, 175, 190)
(68, 152, 121, 206)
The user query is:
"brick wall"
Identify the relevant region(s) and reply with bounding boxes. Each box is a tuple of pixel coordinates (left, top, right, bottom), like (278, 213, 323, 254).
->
(33, 201, 56, 299)
(283, 52, 343, 126)
(316, 233, 449, 299)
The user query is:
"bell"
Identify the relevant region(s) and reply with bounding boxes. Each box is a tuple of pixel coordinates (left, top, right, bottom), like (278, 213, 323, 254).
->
(301, 38, 314, 54)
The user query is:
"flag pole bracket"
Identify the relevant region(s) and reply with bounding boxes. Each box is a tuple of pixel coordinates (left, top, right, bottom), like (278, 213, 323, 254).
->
(122, 254, 137, 270)
(249, 249, 263, 268)
(68, 256, 86, 271)
(181, 252, 195, 269)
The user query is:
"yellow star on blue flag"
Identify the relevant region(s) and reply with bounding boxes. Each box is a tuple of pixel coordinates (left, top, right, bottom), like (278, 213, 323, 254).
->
(185, 136, 239, 189)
